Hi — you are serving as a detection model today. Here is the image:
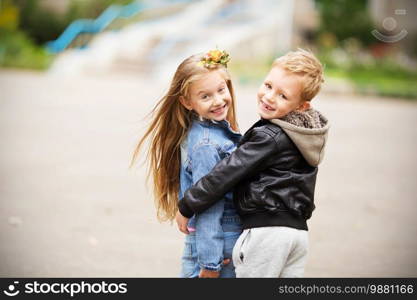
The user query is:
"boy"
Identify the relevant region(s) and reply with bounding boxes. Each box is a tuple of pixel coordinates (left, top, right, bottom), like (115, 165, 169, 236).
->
(176, 49, 329, 277)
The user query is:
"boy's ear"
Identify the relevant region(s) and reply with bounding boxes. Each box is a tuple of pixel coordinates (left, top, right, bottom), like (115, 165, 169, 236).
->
(297, 101, 310, 111)
(179, 96, 192, 111)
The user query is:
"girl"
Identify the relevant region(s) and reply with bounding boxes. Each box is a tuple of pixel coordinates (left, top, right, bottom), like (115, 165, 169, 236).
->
(131, 50, 243, 278)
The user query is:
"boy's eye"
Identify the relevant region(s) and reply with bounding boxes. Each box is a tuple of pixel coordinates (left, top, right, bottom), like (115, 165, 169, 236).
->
(279, 94, 287, 100)
(201, 94, 209, 100)
(218, 87, 225, 93)
(264, 83, 272, 89)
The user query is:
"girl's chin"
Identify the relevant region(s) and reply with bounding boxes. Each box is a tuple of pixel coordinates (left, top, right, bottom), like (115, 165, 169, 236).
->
(211, 113, 228, 121)
(210, 109, 229, 120)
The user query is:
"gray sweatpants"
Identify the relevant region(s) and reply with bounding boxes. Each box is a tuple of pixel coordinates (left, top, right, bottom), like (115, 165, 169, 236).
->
(232, 227, 309, 278)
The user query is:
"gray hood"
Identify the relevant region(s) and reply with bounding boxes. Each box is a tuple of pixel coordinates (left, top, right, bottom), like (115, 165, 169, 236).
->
(270, 109, 329, 167)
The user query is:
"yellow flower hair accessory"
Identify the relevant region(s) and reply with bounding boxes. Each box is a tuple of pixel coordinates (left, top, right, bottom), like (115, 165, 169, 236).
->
(198, 49, 230, 68)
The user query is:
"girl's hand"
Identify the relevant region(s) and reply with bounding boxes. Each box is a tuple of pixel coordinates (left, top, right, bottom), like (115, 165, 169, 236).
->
(175, 211, 189, 234)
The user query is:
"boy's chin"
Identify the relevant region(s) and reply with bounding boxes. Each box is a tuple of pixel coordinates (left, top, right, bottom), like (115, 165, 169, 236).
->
(257, 108, 276, 120)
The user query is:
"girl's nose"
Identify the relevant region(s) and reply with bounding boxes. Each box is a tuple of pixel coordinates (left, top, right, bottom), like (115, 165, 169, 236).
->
(213, 94, 225, 105)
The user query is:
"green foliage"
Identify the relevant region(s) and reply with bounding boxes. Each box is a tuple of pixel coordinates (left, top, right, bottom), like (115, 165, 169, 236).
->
(14, 0, 68, 45)
(321, 53, 417, 99)
(315, 0, 375, 47)
(0, 0, 19, 30)
(14, 0, 136, 46)
(0, 28, 54, 69)
(66, 0, 133, 20)
(0, 0, 135, 69)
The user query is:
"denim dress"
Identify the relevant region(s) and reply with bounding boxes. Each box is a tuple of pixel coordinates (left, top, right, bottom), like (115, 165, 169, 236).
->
(179, 116, 243, 278)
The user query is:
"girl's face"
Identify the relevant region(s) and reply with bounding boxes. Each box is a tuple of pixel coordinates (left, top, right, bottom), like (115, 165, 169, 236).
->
(181, 70, 231, 121)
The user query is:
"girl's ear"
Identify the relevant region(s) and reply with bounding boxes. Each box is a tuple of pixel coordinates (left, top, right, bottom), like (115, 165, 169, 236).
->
(179, 96, 192, 111)
(297, 101, 310, 111)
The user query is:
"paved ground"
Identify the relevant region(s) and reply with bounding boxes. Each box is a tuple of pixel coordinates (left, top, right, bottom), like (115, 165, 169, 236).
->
(0, 69, 416, 277)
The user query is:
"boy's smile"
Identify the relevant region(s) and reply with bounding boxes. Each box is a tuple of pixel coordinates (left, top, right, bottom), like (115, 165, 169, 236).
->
(259, 99, 275, 111)
(257, 66, 308, 119)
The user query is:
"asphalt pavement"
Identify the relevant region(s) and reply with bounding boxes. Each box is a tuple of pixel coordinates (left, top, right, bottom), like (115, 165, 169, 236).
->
(0, 70, 416, 277)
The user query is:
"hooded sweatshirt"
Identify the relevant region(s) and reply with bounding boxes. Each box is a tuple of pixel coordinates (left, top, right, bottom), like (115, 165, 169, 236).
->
(271, 108, 329, 167)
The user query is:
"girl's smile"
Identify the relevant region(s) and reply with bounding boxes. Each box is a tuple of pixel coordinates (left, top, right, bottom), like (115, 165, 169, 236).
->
(210, 103, 228, 116)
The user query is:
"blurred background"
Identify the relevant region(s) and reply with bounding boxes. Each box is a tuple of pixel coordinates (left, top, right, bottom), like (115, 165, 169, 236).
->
(0, 0, 416, 277)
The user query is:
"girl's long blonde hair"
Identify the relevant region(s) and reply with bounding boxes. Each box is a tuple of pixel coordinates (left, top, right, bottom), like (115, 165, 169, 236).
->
(130, 53, 239, 222)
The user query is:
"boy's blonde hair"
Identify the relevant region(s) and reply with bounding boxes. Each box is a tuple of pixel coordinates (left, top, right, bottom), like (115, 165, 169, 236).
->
(272, 49, 324, 102)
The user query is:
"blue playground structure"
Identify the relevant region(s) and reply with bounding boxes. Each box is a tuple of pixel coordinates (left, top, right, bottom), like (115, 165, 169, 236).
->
(45, 0, 191, 54)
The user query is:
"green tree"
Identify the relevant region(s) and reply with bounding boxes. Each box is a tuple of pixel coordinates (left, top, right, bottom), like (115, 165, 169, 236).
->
(315, 0, 375, 46)
(13, 0, 135, 46)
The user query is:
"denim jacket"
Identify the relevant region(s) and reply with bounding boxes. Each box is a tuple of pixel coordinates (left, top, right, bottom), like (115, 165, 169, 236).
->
(179, 115, 242, 271)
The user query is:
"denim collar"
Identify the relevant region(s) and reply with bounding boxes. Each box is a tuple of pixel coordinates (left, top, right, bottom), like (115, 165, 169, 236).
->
(190, 112, 241, 136)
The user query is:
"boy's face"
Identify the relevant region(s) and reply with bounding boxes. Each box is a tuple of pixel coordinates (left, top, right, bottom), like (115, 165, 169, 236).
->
(257, 66, 307, 119)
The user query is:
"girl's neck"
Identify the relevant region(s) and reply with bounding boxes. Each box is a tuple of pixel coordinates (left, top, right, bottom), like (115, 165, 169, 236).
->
(191, 112, 225, 123)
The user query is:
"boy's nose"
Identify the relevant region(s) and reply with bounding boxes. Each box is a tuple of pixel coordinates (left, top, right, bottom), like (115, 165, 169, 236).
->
(264, 93, 275, 103)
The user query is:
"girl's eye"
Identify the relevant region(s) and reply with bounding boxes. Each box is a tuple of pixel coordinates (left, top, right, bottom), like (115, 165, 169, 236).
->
(265, 83, 272, 89)
(201, 94, 209, 100)
(279, 94, 287, 100)
(218, 87, 225, 93)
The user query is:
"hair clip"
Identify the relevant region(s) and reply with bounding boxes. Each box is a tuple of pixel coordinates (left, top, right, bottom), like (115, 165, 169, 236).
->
(198, 49, 230, 68)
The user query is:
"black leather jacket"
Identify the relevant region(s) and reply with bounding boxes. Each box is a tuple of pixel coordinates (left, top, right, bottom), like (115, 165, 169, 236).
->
(179, 118, 322, 231)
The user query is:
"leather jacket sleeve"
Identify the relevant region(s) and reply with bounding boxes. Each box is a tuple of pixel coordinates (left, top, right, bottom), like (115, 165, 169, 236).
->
(178, 129, 280, 218)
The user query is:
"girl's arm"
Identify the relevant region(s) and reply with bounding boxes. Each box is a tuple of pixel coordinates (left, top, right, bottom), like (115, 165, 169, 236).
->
(178, 129, 279, 218)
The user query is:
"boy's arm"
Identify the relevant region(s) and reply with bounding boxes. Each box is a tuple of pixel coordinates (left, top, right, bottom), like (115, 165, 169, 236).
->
(178, 129, 279, 218)
(191, 144, 226, 273)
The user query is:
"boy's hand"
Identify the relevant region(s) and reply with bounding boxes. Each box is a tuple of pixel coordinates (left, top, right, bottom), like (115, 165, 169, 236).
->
(175, 211, 189, 234)
(198, 259, 230, 278)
